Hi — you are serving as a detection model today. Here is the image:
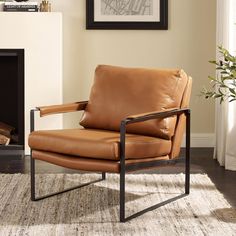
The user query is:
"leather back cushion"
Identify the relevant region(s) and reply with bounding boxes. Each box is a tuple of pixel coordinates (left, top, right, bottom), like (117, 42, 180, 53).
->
(80, 65, 189, 139)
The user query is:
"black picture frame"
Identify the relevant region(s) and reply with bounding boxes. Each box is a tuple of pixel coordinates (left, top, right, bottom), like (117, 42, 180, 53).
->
(86, 0, 168, 30)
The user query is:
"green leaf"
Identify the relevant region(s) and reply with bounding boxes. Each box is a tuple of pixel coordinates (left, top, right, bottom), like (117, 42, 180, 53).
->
(229, 88, 236, 95)
(221, 71, 229, 75)
(213, 94, 222, 98)
(220, 97, 224, 104)
(232, 71, 236, 77)
(209, 60, 219, 65)
(208, 76, 217, 81)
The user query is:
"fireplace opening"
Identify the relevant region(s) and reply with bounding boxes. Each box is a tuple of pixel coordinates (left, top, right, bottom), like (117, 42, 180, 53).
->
(0, 49, 24, 151)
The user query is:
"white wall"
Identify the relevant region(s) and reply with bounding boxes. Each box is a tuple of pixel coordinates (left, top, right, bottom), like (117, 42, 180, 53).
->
(0, 12, 63, 153)
(50, 0, 216, 141)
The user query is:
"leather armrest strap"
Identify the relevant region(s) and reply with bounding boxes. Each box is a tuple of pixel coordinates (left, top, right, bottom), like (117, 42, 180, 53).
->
(37, 101, 88, 117)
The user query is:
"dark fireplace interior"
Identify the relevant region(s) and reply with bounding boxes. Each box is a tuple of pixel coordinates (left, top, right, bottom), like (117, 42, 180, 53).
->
(0, 49, 24, 151)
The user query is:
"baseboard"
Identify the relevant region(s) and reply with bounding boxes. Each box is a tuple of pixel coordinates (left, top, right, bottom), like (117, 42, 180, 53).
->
(181, 133, 215, 148)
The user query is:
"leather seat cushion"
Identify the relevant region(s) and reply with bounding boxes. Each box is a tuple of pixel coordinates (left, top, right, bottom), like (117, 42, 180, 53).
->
(32, 150, 170, 173)
(29, 128, 171, 161)
(80, 65, 188, 140)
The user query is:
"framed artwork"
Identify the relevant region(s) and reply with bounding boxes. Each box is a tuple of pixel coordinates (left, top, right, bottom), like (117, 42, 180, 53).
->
(86, 0, 168, 30)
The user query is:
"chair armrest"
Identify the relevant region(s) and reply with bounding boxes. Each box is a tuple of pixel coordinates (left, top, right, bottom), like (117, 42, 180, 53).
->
(37, 101, 88, 117)
(119, 108, 191, 165)
(124, 108, 190, 125)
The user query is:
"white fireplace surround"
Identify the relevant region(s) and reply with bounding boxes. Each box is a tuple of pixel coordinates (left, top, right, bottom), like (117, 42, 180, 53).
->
(0, 12, 63, 154)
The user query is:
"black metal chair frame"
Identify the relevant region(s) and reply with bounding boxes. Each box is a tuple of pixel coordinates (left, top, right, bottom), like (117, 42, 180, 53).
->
(30, 108, 190, 223)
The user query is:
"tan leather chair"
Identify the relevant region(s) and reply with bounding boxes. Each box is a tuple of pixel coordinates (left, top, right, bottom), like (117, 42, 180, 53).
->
(29, 65, 192, 222)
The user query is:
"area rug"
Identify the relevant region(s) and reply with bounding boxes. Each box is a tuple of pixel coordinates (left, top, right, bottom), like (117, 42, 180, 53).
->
(0, 173, 235, 236)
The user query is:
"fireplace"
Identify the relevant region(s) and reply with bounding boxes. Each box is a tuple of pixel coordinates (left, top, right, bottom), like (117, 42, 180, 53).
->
(0, 49, 24, 151)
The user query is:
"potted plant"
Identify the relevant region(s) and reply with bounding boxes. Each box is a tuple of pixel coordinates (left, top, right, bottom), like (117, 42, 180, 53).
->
(202, 46, 236, 103)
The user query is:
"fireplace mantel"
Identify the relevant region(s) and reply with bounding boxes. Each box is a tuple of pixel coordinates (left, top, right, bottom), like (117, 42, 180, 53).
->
(0, 13, 63, 154)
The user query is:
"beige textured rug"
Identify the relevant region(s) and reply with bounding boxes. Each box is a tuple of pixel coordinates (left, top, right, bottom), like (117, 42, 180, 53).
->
(0, 173, 236, 236)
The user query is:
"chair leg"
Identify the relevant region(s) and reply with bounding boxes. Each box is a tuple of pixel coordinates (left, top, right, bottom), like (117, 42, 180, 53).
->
(185, 109, 191, 194)
(30, 154, 106, 201)
(120, 169, 125, 222)
(30, 153, 36, 201)
(185, 148, 190, 194)
(102, 172, 106, 180)
(119, 168, 186, 222)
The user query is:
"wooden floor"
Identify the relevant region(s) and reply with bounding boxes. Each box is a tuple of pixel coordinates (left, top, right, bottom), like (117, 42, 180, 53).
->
(0, 148, 236, 208)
